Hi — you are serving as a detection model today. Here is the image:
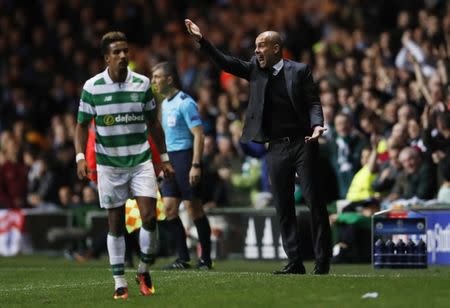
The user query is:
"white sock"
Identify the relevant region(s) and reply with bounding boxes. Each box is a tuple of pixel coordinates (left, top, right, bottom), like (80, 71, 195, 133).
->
(107, 234, 127, 289)
(137, 261, 148, 274)
(138, 227, 157, 273)
(114, 277, 127, 289)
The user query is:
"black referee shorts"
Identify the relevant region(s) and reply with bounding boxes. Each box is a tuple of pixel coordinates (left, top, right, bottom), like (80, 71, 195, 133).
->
(160, 149, 201, 201)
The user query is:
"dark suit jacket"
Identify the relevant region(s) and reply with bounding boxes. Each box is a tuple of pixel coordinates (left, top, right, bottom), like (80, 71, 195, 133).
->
(200, 38, 323, 143)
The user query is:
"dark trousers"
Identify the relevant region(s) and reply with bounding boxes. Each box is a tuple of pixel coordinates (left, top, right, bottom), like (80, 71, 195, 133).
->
(266, 138, 331, 263)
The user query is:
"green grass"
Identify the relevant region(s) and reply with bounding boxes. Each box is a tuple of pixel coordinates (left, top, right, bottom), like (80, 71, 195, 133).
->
(1, 256, 450, 307)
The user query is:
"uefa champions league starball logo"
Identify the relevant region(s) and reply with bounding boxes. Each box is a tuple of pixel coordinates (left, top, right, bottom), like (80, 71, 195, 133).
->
(131, 93, 139, 102)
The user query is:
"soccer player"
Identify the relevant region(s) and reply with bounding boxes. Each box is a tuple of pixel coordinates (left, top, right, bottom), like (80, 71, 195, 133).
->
(152, 62, 212, 270)
(74, 32, 174, 299)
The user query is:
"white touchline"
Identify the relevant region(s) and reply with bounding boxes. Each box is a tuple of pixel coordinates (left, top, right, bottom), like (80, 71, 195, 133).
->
(0, 282, 106, 293)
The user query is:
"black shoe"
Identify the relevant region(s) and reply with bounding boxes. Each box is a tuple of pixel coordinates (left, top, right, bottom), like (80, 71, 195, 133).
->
(197, 259, 213, 270)
(273, 261, 306, 275)
(312, 262, 330, 275)
(163, 259, 191, 270)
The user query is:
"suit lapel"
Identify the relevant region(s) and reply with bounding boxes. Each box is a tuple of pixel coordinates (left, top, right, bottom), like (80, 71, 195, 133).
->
(283, 60, 294, 104)
(255, 67, 269, 111)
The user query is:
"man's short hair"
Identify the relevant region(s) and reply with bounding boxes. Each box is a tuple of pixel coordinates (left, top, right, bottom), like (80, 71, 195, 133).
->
(399, 146, 420, 162)
(101, 31, 127, 55)
(266, 31, 283, 56)
(152, 62, 181, 89)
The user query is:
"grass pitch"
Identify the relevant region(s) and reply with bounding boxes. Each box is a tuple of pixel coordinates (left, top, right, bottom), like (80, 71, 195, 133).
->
(1, 256, 449, 307)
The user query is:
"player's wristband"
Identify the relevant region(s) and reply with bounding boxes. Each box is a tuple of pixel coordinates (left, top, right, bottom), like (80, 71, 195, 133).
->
(160, 153, 169, 162)
(75, 153, 85, 163)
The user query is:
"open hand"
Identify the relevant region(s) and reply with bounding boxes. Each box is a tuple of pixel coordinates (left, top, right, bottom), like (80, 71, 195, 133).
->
(159, 161, 175, 180)
(185, 19, 202, 41)
(189, 166, 201, 186)
(305, 126, 327, 143)
(370, 134, 381, 149)
(76, 160, 88, 180)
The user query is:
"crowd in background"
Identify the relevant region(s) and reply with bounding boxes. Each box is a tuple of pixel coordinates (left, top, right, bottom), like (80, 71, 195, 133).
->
(0, 0, 449, 214)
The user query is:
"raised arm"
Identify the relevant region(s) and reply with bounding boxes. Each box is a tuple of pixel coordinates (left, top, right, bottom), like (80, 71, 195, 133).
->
(368, 135, 380, 174)
(185, 19, 251, 80)
(436, 44, 449, 86)
(412, 58, 432, 105)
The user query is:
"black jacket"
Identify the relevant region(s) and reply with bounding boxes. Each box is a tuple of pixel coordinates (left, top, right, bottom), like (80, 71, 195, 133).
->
(199, 38, 323, 143)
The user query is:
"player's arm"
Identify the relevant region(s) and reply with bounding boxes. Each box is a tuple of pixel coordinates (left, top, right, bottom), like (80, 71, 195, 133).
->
(301, 65, 326, 143)
(148, 117, 167, 158)
(148, 117, 175, 179)
(180, 98, 204, 186)
(75, 84, 95, 179)
(189, 125, 204, 186)
(74, 123, 89, 179)
(185, 19, 251, 80)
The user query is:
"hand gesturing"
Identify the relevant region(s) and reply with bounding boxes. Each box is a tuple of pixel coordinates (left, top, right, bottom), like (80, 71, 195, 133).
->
(305, 126, 327, 143)
(185, 19, 202, 42)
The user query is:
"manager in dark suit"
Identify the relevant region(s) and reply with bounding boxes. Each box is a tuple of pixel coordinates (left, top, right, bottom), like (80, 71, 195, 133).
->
(185, 19, 331, 274)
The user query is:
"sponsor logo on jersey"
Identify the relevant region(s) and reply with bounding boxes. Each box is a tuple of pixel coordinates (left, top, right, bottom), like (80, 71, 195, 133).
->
(103, 114, 144, 126)
(104, 115, 115, 126)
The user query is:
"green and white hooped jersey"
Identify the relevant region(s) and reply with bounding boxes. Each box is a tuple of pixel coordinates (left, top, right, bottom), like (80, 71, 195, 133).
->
(77, 68, 157, 168)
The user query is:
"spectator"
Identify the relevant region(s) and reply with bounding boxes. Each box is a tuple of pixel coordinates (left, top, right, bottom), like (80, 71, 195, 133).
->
(372, 143, 403, 197)
(327, 113, 367, 198)
(212, 136, 244, 206)
(387, 147, 436, 202)
(437, 156, 450, 203)
(0, 136, 27, 209)
(26, 156, 58, 208)
(198, 135, 227, 210)
(423, 111, 450, 186)
(345, 137, 379, 203)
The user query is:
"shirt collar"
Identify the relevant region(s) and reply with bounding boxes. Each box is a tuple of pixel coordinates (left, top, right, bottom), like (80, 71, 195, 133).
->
(103, 67, 132, 84)
(272, 59, 284, 76)
(167, 90, 181, 102)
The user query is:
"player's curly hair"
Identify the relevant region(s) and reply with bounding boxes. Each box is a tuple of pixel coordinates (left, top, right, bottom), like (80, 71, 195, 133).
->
(101, 31, 127, 55)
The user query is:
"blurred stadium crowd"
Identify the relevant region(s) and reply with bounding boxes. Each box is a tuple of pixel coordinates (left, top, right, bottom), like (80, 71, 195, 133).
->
(0, 0, 449, 215)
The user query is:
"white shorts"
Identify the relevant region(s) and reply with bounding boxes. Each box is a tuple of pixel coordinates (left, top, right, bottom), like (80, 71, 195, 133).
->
(97, 161, 158, 209)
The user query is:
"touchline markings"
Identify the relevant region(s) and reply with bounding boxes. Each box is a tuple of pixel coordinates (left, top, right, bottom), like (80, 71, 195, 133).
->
(0, 268, 390, 278)
(0, 281, 107, 294)
(330, 274, 385, 278)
